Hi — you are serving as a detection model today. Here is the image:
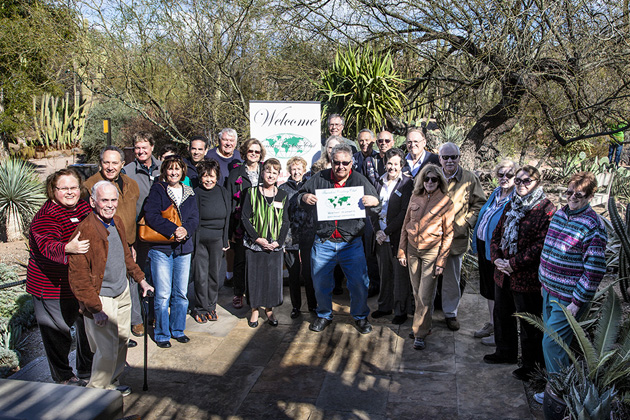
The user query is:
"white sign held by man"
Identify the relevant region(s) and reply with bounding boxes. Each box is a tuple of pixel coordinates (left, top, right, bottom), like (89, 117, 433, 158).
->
(315, 186, 366, 221)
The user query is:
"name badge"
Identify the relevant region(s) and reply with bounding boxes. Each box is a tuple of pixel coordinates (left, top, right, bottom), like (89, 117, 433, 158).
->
(273, 201, 283, 209)
(70, 218, 80, 223)
(394, 190, 402, 197)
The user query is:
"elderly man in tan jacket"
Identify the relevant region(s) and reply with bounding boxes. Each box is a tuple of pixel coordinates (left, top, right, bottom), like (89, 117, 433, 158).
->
(438, 142, 486, 331)
(69, 181, 153, 396)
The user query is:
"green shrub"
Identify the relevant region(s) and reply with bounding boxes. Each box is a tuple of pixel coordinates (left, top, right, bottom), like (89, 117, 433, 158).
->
(82, 99, 138, 163)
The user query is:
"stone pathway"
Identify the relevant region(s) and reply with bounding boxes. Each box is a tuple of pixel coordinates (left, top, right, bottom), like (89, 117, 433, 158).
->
(12, 284, 539, 419)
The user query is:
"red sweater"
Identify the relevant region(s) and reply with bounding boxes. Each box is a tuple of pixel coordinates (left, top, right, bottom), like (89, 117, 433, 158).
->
(26, 200, 91, 299)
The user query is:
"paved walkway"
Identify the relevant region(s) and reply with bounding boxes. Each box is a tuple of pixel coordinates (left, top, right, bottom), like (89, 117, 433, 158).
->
(12, 284, 539, 419)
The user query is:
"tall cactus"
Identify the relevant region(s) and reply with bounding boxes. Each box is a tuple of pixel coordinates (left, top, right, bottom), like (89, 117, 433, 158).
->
(608, 196, 630, 301)
(32, 92, 87, 149)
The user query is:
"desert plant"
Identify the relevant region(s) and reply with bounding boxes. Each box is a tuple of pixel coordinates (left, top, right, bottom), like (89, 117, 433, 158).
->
(0, 158, 46, 241)
(318, 46, 406, 137)
(609, 196, 630, 302)
(32, 92, 88, 149)
(565, 362, 617, 420)
(437, 124, 465, 147)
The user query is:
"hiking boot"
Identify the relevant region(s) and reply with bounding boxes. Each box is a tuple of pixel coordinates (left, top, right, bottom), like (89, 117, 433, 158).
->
(474, 322, 494, 338)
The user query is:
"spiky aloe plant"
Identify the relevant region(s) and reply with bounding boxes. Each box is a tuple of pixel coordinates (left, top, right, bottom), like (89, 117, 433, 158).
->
(0, 158, 46, 241)
(608, 196, 630, 302)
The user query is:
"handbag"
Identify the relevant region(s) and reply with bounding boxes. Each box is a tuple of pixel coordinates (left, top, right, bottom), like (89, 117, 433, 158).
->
(138, 204, 182, 243)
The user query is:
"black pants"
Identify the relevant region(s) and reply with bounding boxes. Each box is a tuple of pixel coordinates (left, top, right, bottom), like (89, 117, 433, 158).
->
(494, 283, 544, 369)
(232, 240, 246, 296)
(32, 297, 93, 382)
(285, 241, 317, 311)
(193, 229, 224, 314)
(476, 239, 496, 301)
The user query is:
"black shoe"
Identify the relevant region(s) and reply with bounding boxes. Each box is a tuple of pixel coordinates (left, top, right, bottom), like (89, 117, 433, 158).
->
(392, 314, 408, 325)
(290, 308, 300, 319)
(175, 335, 190, 344)
(371, 310, 392, 319)
(248, 319, 259, 328)
(268, 318, 278, 327)
(512, 367, 535, 381)
(309, 317, 332, 332)
(355, 318, 373, 334)
(409, 332, 415, 339)
(116, 385, 132, 397)
(445, 317, 460, 331)
(127, 339, 137, 348)
(332, 286, 343, 295)
(483, 353, 517, 364)
(156, 341, 171, 349)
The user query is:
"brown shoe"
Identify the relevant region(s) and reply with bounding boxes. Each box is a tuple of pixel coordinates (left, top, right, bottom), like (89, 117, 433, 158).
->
(131, 324, 145, 337)
(445, 317, 460, 331)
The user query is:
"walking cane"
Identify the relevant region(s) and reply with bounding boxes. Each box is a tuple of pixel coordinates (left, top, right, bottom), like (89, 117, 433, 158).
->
(142, 290, 154, 391)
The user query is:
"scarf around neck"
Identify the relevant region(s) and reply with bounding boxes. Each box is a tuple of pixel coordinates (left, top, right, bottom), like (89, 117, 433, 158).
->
(500, 186, 546, 254)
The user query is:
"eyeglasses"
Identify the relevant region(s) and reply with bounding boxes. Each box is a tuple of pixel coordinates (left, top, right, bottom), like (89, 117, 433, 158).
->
(424, 176, 439, 183)
(55, 186, 80, 193)
(564, 190, 586, 199)
(407, 141, 422, 146)
(377, 138, 392, 144)
(332, 160, 352, 167)
(497, 172, 515, 179)
(440, 155, 459, 161)
(514, 177, 533, 186)
(247, 149, 261, 155)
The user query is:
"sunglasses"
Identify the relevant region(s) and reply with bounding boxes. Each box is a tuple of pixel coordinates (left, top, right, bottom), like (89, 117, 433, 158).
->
(564, 190, 586, 199)
(514, 177, 533, 186)
(441, 155, 459, 161)
(497, 172, 515, 179)
(247, 149, 261, 155)
(424, 176, 439, 183)
(333, 160, 352, 167)
(377, 138, 392, 144)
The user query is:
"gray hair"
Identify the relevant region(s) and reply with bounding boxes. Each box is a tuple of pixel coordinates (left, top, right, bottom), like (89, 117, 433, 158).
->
(331, 143, 353, 159)
(439, 142, 460, 155)
(327, 114, 345, 126)
(494, 159, 518, 176)
(406, 128, 425, 140)
(99, 146, 125, 163)
(92, 180, 119, 200)
(358, 128, 375, 139)
(218, 128, 238, 141)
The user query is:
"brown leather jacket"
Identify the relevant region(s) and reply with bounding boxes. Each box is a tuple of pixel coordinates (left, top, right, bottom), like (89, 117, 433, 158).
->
(68, 212, 145, 317)
(398, 189, 455, 268)
(84, 173, 140, 244)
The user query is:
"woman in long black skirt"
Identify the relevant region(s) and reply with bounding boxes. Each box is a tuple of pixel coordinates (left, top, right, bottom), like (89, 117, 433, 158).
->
(241, 158, 289, 327)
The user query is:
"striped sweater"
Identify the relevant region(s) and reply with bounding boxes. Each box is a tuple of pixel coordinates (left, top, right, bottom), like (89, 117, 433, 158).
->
(538, 205, 607, 307)
(26, 200, 91, 299)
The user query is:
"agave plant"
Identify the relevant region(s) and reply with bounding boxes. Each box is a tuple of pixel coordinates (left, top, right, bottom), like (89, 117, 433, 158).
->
(609, 196, 630, 301)
(565, 362, 617, 420)
(517, 287, 630, 415)
(0, 158, 46, 241)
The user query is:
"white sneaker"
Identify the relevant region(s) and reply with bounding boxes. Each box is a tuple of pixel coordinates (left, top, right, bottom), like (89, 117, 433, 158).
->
(533, 392, 544, 404)
(474, 322, 494, 338)
(481, 335, 496, 346)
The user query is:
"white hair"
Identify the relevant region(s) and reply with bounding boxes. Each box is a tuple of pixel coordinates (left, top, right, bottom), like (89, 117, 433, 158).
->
(92, 180, 119, 200)
(439, 142, 460, 155)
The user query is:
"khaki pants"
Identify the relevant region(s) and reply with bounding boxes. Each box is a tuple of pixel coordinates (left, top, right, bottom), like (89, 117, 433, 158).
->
(85, 285, 131, 390)
(407, 246, 439, 338)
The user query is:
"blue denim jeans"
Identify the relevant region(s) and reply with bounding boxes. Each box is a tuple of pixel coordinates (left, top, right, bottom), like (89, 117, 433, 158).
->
(149, 249, 191, 343)
(311, 236, 370, 320)
(608, 143, 623, 166)
(541, 289, 586, 374)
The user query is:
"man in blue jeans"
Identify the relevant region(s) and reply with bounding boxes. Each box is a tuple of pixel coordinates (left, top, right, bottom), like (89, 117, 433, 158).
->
(298, 144, 381, 334)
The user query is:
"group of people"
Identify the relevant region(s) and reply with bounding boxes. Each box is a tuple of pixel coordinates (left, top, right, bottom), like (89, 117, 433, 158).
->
(25, 116, 608, 405)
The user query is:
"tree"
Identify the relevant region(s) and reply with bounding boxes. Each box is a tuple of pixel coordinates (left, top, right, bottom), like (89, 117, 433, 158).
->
(284, 0, 630, 167)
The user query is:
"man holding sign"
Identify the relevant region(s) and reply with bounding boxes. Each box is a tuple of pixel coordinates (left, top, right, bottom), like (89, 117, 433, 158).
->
(298, 144, 381, 334)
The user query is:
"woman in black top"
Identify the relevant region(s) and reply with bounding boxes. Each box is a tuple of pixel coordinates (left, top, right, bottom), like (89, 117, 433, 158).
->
(191, 160, 230, 323)
(241, 159, 289, 328)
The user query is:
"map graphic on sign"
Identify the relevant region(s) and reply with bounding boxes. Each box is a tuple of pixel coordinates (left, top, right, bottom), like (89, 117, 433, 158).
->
(262, 133, 316, 158)
(328, 195, 352, 208)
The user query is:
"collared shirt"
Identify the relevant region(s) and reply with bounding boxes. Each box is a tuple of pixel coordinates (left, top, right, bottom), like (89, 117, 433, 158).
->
(330, 169, 351, 240)
(377, 172, 402, 241)
(476, 189, 512, 241)
(405, 151, 426, 177)
(442, 166, 460, 181)
(98, 214, 116, 229)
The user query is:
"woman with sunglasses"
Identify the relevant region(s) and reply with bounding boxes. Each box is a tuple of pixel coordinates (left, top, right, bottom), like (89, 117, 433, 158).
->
(241, 159, 290, 327)
(471, 160, 518, 345)
(485, 165, 556, 382)
(226, 138, 265, 310)
(398, 164, 454, 350)
(534, 172, 607, 403)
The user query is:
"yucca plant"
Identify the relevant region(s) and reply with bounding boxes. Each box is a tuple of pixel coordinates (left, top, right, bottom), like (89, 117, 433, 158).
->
(0, 158, 46, 241)
(609, 196, 630, 302)
(318, 46, 406, 137)
(517, 287, 630, 412)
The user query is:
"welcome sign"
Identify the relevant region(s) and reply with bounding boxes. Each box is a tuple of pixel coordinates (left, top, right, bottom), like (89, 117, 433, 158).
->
(249, 101, 321, 179)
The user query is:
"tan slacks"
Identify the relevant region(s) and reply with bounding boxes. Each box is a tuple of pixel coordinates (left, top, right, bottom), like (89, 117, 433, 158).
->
(407, 246, 439, 338)
(84, 284, 131, 390)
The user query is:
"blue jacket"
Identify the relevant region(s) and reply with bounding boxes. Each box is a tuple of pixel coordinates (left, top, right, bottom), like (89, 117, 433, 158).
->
(144, 181, 199, 256)
(471, 187, 512, 260)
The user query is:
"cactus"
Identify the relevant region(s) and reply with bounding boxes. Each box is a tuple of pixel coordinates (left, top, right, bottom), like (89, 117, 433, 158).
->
(608, 196, 630, 302)
(32, 92, 87, 149)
